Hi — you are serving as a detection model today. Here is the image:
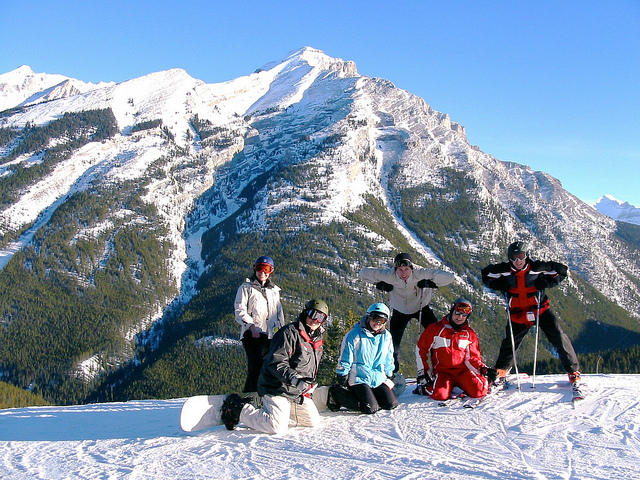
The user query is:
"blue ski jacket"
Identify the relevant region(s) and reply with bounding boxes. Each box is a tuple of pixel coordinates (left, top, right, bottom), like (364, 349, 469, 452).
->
(336, 316, 395, 388)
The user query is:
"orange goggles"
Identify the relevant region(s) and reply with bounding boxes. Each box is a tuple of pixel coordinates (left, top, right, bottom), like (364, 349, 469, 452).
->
(453, 304, 472, 316)
(254, 263, 274, 274)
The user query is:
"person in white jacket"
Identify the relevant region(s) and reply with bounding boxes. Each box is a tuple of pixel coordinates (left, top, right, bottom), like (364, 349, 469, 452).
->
(359, 253, 455, 372)
(234, 255, 285, 392)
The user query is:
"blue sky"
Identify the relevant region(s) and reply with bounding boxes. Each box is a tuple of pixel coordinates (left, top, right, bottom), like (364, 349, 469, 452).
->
(2, 1, 639, 206)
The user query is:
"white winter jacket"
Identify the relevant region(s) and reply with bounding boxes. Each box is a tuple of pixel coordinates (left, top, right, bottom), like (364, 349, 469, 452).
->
(359, 265, 455, 314)
(234, 278, 285, 339)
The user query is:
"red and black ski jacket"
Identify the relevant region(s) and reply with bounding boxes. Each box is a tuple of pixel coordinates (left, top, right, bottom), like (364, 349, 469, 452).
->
(257, 318, 324, 401)
(481, 259, 568, 325)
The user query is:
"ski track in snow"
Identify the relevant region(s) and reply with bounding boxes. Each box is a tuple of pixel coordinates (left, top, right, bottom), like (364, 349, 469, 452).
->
(1, 374, 639, 479)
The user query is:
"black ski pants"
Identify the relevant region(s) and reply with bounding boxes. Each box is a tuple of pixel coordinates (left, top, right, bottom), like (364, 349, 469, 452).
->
(494, 309, 580, 373)
(241, 332, 271, 393)
(330, 383, 398, 414)
(389, 305, 438, 372)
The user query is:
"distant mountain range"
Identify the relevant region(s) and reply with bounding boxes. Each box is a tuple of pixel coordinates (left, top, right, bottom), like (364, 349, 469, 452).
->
(594, 195, 640, 226)
(1, 47, 639, 404)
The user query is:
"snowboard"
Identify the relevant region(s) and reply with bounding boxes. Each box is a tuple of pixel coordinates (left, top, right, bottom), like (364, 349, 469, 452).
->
(180, 387, 329, 432)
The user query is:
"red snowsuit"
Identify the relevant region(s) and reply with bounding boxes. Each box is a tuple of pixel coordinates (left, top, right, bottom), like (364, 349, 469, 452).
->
(416, 316, 488, 401)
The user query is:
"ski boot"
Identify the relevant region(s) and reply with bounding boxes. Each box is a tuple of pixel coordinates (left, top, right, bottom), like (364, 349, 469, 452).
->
(568, 371, 581, 385)
(221, 393, 245, 430)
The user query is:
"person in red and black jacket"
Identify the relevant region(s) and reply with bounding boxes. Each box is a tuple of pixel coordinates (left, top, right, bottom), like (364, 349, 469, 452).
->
(414, 299, 491, 400)
(481, 241, 581, 385)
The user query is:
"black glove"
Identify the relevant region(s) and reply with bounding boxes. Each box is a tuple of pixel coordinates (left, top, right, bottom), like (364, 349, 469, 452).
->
(481, 366, 498, 382)
(413, 374, 433, 396)
(296, 379, 317, 395)
(417, 279, 438, 289)
(375, 281, 394, 292)
(336, 375, 349, 388)
(416, 373, 434, 387)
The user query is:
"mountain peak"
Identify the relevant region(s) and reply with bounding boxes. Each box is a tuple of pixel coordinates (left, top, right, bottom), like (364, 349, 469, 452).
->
(594, 195, 640, 225)
(260, 47, 358, 78)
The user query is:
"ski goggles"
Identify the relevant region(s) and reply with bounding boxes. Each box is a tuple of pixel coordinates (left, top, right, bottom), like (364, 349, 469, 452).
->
(509, 253, 527, 262)
(453, 304, 472, 316)
(307, 309, 328, 324)
(254, 263, 274, 274)
(394, 259, 413, 268)
(369, 314, 388, 325)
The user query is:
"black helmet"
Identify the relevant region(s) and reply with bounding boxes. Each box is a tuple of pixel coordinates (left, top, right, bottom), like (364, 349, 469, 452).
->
(507, 241, 528, 261)
(449, 298, 473, 318)
(394, 253, 413, 269)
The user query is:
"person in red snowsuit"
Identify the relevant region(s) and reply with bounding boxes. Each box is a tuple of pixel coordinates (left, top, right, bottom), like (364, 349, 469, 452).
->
(415, 299, 491, 401)
(481, 241, 580, 385)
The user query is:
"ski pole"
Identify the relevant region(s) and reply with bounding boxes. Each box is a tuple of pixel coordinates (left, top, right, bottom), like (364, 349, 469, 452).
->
(505, 293, 522, 393)
(531, 291, 542, 390)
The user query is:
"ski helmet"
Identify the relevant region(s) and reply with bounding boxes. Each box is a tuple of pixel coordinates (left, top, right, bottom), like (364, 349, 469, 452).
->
(254, 255, 275, 273)
(449, 298, 473, 318)
(305, 299, 329, 317)
(507, 241, 528, 261)
(366, 302, 391, 322)
(394, 253, 413, 269)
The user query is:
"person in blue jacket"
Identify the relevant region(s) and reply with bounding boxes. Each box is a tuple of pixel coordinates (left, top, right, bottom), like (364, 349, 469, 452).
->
(328, 303, 399, 414)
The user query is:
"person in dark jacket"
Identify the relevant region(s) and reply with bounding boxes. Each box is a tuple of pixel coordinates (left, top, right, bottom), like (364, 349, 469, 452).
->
(221, 299, 328, 433)
(481, 241, 580, 385)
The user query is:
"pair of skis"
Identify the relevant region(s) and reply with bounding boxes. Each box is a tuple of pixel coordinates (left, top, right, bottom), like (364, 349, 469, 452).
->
(436, 382, 506, 409)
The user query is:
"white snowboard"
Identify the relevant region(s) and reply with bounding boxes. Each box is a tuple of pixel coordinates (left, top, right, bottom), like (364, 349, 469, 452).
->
(180, 387, 329, 432)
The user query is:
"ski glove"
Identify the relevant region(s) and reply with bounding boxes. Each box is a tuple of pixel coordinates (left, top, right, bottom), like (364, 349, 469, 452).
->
(336, 375, 349, 388)
(481, 366, 498, 382)
(296, 379, 317, 395)
(375, 281, 394, 292)
(417, 279, 438, 289)
(417, 373, 434, 387)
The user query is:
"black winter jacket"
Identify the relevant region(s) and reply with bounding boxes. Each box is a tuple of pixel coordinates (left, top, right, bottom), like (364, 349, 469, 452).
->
(257, 318, 324, 401)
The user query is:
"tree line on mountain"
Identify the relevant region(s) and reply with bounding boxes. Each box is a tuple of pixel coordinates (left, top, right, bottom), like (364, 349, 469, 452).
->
(0, 108, 118, 215)
(0, 380, 49, 409)
(0, 178, 177, 405)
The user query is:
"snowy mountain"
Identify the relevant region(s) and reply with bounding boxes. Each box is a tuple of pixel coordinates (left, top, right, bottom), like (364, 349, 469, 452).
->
(594, 195, 640, 226)
(1, 47, 639, 404)
(1, 374, 638, 479)
(0, 65, 113, 111)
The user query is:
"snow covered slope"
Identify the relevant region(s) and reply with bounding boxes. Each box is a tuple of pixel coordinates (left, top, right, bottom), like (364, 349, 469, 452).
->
(0, 374, 637, 479)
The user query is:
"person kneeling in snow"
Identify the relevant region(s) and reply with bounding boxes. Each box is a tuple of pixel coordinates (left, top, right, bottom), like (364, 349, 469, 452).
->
(327, 303, 399, 414)
(221, 299, 328, 434)
(414, 299, 493, 401)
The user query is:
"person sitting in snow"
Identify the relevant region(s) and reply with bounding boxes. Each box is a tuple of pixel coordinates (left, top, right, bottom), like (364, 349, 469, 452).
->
(358, 252, 455, 372)
(220, 299, 327, 434)
(327, 303, 398, 414)
(414, 298, 492, 401)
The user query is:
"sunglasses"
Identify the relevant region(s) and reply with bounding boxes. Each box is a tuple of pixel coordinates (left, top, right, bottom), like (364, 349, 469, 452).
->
(255, 263, 274, 274)
(510, 253, 527, 262)
(308, 309, 328, 324)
